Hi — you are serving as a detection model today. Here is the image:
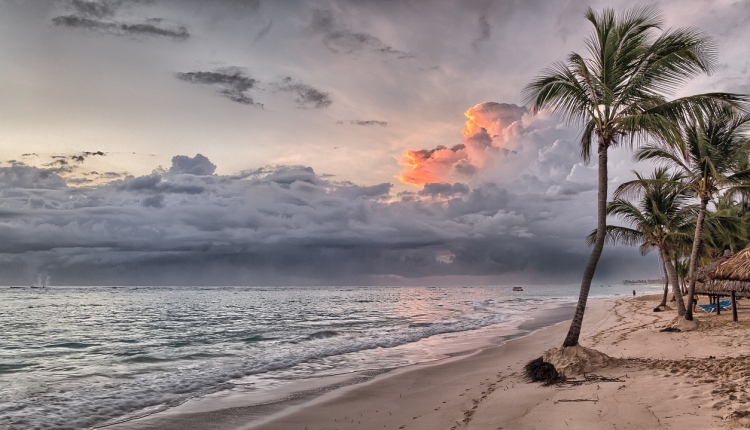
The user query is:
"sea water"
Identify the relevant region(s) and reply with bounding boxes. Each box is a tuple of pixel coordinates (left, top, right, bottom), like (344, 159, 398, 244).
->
(0, 284, 660, 429)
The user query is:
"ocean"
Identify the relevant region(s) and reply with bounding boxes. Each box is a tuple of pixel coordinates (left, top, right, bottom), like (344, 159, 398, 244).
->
(0, 283, 660, 429)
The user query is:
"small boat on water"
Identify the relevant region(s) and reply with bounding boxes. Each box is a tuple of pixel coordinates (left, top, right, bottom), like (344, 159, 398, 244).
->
(512, 287, 524, 292)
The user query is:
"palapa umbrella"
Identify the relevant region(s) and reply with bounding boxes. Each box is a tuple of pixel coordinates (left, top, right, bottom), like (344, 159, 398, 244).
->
(693, 246, 750, 321)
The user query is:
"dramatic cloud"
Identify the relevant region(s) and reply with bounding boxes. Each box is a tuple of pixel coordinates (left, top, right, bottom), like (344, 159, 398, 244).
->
(272, 77, 332, 109)
(308, 8, 411, 58)
(0, 148, 655, 286)
(398, 102, 528, 186)
(176, 69, 262, 107)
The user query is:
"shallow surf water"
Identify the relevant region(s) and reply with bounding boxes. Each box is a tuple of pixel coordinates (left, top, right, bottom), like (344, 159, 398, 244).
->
(0, 284, 659, 429)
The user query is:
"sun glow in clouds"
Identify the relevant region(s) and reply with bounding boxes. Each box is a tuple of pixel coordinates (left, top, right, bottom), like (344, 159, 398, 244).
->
(397, 102, 528, 187)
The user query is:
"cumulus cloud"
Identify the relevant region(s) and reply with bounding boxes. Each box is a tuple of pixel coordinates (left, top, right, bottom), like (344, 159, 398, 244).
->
(418, 182, 470, 199)
(168, 154, 217, 176)
(0, 147, 656, 286)
(176, 68, 262, 107)
(398, 102, 527, 186)
(309, 8, 411, 59)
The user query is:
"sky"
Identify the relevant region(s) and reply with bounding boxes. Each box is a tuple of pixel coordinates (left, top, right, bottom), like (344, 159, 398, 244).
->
(0, 0, 748, 286)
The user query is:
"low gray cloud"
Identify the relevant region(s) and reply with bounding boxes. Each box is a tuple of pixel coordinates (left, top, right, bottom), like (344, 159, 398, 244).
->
(70, 0, 115, 18)
(0, 149, 658, 286)
(52, 0, 188, 39)
(175, 70, 331, 109)
(273, 77, 332, 109)
(176, 69, 262, 107)
(168, 154, 216, 176)
(52, 15, 190, 39)
(309, 8, 411, 59)
(418, 182, 470, 198)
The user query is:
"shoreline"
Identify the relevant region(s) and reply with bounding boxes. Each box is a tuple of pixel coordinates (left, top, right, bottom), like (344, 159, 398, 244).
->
(111, 293, 750, 429)
(103, 301, 578, 430)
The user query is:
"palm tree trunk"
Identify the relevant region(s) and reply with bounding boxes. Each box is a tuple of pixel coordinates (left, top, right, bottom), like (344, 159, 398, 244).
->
(685, 196, 709, 321)
(658, 258, 668, 308)
(662, 248, 686, 315)
(562, 141, 607, 348)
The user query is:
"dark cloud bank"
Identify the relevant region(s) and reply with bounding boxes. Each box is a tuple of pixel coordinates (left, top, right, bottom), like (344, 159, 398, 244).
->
(0, 148, 657, 286)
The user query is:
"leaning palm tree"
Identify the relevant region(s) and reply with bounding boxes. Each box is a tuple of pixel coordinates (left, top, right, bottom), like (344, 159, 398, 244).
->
(523, 6, 745, 347)
(588, 168, 692, 315)
(636, 108, 750, 320)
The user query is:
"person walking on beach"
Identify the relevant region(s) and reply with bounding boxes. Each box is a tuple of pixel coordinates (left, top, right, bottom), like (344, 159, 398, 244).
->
(693, 294, 699, 312)
(633, 290, 636, 296)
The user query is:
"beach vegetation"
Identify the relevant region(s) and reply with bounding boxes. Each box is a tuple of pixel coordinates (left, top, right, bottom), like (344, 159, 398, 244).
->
(589, 167, 694, 315)
(523, 5, 744, 347)
(636, 107, 750, 320)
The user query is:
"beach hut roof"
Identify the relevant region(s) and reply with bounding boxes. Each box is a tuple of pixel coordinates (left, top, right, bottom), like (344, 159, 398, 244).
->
(692, 256, 730, 284)
(715, 246, 750, 281)
(694, 246, 750, 297)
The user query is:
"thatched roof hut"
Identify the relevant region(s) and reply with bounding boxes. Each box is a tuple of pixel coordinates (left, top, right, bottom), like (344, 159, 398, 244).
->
(694, 246, 750, 298)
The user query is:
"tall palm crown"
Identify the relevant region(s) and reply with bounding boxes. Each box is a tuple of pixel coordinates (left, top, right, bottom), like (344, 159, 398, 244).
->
(523, 6, 731, 162)
(522, 6, 743, 347)
(636, 108, 750, 320)
(605, 169, 693, 254)
(637, 109, 750, 201)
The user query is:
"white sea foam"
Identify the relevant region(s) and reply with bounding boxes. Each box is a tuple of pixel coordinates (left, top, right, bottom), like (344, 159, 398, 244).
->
(0, 284, 659, 429)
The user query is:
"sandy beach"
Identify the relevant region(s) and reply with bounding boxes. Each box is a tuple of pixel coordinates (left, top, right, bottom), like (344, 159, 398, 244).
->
(106, 293, 750, 430)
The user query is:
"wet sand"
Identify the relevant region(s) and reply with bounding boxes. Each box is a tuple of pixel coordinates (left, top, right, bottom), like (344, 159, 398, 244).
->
(108, 295, 750, 429)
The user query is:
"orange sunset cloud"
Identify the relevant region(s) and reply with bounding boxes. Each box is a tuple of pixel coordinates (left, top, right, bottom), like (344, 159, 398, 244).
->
(398, 102, 527, 187)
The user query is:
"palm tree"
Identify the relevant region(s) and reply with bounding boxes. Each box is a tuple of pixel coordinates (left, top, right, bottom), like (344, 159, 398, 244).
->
(636, 108, 750, 320)
(675, 258, 689, 295)
(709, 193, 750, 254)
(588, 168, 692, 315)
(523, 6, 744, 347)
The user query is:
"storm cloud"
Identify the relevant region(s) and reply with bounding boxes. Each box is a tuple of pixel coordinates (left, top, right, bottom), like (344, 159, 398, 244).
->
(0, 149, 655, 286)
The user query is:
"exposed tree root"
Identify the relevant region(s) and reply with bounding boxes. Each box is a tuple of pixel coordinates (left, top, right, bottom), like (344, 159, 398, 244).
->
(523, 357, 566, 386)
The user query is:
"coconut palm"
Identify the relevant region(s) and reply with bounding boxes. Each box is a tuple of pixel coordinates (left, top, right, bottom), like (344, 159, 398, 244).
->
(523, 6, 745, 347)
(709, 193, 750, 254)
(676, 258, 689, 294)
(588, 168, 692, 315)
(636, 108, 750, 320)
